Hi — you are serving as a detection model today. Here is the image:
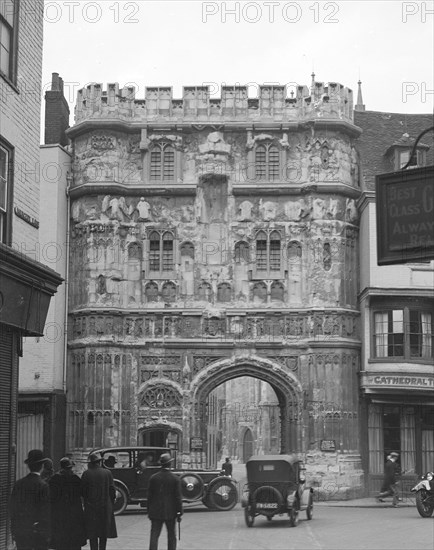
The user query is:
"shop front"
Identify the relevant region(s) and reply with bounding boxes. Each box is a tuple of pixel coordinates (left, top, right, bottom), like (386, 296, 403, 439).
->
(361, 372, 434, 495)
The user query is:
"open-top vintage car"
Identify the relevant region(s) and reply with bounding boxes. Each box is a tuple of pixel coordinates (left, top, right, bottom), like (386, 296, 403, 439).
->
(91, 446, 238, 514)
(241, 455, 313, 527)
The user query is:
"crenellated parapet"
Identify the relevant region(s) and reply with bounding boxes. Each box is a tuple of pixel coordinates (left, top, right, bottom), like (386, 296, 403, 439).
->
(74, 81, 354, 125)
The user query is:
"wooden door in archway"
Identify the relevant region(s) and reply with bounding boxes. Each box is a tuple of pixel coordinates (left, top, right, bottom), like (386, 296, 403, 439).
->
(243, 428, 254, 462)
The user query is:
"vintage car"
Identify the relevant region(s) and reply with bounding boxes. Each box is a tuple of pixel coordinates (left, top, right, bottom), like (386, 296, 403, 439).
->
(91, 446, 238, 515)
(241, 455, 313, 527)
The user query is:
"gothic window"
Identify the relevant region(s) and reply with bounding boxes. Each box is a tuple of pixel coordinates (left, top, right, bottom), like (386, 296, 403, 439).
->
(198, 282, 212, 301)
(217, 283, 231, 302)
(148, 230, 174, 274)
(150, 142, 175, 181)
(255, 230, 281, 276)
(162, 281, 177, 303)
(142, 384, 181, 408)
(145, 282, 159, 302)
(255, 143, 280, 181)
(270, 281, 284, 302)
(234, 241, 250, 263)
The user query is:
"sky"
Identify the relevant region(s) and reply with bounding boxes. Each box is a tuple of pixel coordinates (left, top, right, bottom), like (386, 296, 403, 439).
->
(40, 0, 434, 127)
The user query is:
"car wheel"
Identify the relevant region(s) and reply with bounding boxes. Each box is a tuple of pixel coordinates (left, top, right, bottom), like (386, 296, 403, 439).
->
(179, 473, 204, 502)
(208, 478, 238, 511)
(244, 506, 254, 527)
(113, 485, 128, 515)
(288, 503, 299, 527)
(306, 494, 313, 520)
(416, 490, 434, 517)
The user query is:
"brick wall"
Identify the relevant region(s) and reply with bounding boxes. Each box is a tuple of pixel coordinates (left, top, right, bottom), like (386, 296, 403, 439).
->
(0, 0, 44, 257)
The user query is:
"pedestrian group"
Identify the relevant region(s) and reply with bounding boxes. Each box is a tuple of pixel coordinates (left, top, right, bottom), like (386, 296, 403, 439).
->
(9, 449, 182, 550)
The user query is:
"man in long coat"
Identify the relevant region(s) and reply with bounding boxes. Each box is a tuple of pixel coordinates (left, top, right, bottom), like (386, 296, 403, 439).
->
(81, 452, 117, 550)
(9, 449, 51, 550)
(49, 457, 87, 550)
(147, 453, 183, 550)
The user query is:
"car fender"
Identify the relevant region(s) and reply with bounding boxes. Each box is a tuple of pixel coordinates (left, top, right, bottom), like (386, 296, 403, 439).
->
(299, 487, 313, 510)
(114, 479, 130, 499)
(286, 489, 298, 508)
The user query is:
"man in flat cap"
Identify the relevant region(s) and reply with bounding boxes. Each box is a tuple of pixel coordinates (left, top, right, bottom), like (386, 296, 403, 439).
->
(9, 449, 51, 550)
(147, 453, 183, 550)
(376, 452, 401, 506)
(81, 452, 117, 550)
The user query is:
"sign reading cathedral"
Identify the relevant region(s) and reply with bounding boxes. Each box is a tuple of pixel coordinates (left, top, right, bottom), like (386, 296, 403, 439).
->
(376, 165, 434, 265)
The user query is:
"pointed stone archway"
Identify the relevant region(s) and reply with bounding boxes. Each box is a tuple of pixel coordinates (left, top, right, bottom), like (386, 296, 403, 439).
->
(184, 354, 304, 467)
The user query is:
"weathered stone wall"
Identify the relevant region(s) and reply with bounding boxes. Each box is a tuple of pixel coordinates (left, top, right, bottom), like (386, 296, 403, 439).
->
(67, 80, 364, 497)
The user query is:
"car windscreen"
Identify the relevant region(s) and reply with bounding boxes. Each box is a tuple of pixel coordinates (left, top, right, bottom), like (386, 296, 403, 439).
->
(246, 461, 295, 482)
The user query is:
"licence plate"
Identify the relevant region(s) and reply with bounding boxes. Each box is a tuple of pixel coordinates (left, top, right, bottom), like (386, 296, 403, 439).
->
(256, 502, 278, 509)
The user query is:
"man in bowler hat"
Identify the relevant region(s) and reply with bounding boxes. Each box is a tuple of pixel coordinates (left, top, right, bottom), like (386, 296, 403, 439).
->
(81, 452, 117, 550)
(147, 453, 183, 550)
(9, 449, 51, 550)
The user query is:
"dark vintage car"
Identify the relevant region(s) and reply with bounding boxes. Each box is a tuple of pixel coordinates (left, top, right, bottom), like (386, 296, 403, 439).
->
(91, 447, 238, 514)
(241, 455, 313, 527)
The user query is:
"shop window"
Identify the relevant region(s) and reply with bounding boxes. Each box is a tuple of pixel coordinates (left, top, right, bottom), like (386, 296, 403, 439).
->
(0, 0, 19, 84)
(255, 143, 280, 181)
(373, 308, 433, 360)
(149, 142, 175, 181)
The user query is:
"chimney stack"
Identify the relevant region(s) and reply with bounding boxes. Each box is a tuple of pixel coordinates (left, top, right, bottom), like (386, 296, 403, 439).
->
(44, 72, 70, 146)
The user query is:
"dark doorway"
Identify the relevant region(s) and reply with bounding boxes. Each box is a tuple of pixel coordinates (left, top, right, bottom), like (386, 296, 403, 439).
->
(142, 430, 167, 447)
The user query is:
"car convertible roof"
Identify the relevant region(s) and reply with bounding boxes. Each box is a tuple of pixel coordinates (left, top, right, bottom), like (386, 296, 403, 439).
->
(246, 454, 301, 465)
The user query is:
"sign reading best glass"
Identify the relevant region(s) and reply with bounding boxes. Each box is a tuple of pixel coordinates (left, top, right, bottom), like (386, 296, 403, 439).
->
(376, 165, 434, 265)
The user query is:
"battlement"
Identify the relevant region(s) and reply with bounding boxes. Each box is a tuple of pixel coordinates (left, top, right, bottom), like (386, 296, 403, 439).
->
(74, 81, 354, 125)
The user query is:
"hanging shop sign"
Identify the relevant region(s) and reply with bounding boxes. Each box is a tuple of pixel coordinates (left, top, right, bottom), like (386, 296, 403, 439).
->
(376, 165, 434, 265)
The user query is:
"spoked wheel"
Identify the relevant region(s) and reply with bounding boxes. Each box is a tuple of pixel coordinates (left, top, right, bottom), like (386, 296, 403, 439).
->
(179, 473, 204, 502)
(288, 503, 299, 527)
(113, 485, 128, 515)
(208, 478, 238, 511)
(244, 506, 254, 527)
(416, 490, 434, 517)
(306, 494, 314, 520)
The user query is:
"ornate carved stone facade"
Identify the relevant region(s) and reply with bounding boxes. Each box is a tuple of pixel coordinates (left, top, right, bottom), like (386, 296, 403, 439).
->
(67, 80, 363, 497)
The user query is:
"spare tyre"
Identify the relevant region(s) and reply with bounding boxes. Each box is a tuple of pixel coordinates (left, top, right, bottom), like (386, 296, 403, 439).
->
(179, 473, 204, 501)
(252, 485, 283, 511)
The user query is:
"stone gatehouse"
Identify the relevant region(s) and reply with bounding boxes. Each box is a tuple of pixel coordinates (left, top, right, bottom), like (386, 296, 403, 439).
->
(66, 80, 363, 498)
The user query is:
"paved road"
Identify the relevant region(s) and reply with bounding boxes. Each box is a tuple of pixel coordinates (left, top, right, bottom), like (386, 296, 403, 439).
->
(83, 503, 433, 550)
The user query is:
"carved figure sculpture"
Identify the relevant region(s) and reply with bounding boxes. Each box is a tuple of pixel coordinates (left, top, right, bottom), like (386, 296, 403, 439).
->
(238, 200, 253, 221)
(102, 195, 131, 221)
(259, 199, 277, 221)
(136, 197, 151, 220)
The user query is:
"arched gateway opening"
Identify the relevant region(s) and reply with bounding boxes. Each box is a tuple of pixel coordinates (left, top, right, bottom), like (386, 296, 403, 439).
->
(185, 355, 303, 468)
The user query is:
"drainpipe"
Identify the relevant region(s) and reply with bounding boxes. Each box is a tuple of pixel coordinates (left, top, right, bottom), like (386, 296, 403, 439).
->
(63, 171, 72, 393)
